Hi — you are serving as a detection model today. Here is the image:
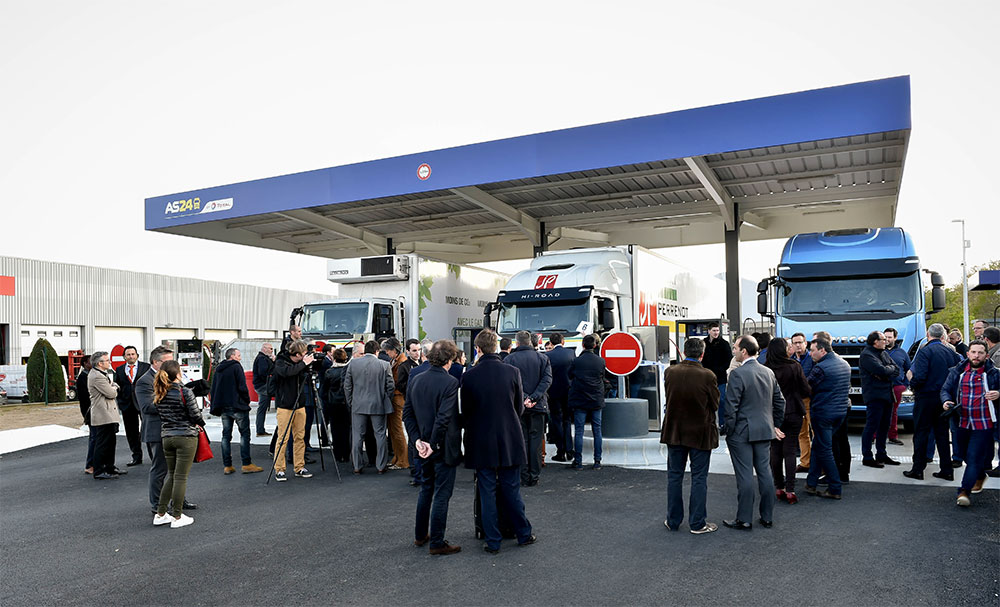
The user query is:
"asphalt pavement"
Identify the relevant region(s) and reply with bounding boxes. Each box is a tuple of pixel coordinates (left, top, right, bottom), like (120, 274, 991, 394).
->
(1, 437, 997, 606)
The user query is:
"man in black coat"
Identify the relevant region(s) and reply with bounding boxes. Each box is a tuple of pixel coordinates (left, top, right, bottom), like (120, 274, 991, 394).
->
(210, 348, 261, 475)
(114, 345, 150, 466)
(402, 339, 462, 556)
(78, 356, 94, 474)
(545, 333, 576, 462)
(858, 331, 900, 468)
(506, 330, 553, 486)
(252, 343, 275, 436)
(569, 334, 607, 470)
(700, 322, 732, 431)
(462, 330, 535, 554)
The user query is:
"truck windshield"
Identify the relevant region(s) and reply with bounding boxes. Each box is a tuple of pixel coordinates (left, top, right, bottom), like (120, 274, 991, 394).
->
(301, 303, 369, 336)
(497, 300, 589, 333)
(779, 273, 921, 316)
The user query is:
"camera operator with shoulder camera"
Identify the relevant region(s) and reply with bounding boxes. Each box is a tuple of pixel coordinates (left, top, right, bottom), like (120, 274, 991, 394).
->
(271, 339, 315, 482)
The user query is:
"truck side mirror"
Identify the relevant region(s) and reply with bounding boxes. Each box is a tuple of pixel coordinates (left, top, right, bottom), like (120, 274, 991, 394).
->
(931, 286, 946, 312)
(376, 308, 392, 336)
(930, 272, 945, 288)
(598, 298, 615, 330)
(757, 292, 768, 316)
(756, 279, 769, 294)
(482, 302, 496, 331)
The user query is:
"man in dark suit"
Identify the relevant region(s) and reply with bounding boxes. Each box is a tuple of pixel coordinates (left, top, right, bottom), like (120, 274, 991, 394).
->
(252, 343, 275, 436)
(723, 335, 785, 530)
(114, 345, 150, 466)
(506, 330, 553, 486)
(568, 334, 607, 470)
(545, 332, 576, 462)
(402, 339, 462, 556)
(78, 356, 95, 474)
(462, 329, 535, 554)
(660, 338, 720, 534)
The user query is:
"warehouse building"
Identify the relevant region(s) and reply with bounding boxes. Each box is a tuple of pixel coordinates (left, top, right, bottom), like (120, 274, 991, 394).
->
(0, 256, 331, 364)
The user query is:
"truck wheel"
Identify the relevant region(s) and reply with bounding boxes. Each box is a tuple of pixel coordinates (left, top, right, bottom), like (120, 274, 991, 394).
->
(67, 388, 77, 401)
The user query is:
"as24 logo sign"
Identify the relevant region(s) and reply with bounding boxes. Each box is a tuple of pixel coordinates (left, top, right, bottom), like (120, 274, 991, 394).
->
(164, 198, 200, 214)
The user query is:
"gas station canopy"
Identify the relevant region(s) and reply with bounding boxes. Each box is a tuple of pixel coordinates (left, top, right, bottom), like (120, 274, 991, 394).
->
(146, 76, 911, 266)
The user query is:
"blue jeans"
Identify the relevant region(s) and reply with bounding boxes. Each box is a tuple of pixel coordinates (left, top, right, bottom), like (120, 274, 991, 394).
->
(220, 410, 252, 466)
(950, 416, 965, 463)
(666, 445, 711, 530)
(414, 459, 457, 547)
(573, 408, 602, 466)
(476, 466, 532, 550)
(957, 427, 994, 494)
(255, 390, 271, 434)
(807, 415, 844, 494)
(861, 398, 892, 459)
(717, 383, 727, 428)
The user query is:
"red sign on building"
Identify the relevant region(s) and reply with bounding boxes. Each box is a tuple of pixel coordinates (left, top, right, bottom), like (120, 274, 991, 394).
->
(534, 275, 557, 289)
(0, 276, 14, 296)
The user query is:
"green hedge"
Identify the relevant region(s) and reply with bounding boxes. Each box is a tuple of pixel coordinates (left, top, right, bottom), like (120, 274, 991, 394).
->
(26, 338, 66, 403)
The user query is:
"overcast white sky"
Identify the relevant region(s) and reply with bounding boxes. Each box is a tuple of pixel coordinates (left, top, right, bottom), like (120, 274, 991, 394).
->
(1, 1, 996, 300)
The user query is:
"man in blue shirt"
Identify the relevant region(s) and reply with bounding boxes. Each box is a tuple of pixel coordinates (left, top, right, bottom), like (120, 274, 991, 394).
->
(884, 328, 911, 446)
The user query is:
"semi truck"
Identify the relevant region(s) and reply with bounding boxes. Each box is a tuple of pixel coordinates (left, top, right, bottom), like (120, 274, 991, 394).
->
(292, 255, 509, 356)
(756, 227, 946, 427)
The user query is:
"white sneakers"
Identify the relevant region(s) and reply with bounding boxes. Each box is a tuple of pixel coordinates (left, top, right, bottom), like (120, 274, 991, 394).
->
(153, 513, 195, 528)
(153, 513, 175, 526)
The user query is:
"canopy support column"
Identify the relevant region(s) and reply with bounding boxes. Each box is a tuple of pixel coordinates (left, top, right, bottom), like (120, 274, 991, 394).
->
(725, 205, 742, 334)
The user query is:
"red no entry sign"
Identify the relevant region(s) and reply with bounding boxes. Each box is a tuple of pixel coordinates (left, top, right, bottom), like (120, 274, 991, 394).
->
(110, 344, 126, 370)
(600, 331, 643, 376)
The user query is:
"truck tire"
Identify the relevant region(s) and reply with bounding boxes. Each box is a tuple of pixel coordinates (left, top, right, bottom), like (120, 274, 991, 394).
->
(67, 388, 77, 401)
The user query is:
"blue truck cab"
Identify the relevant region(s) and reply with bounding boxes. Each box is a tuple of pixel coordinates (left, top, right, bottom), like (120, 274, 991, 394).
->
(758, 227, 946, 427)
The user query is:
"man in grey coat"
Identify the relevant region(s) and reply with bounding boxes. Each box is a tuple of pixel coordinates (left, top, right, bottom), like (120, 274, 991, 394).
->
(723, 335, 785, 530)
(344, 340, 395, 474)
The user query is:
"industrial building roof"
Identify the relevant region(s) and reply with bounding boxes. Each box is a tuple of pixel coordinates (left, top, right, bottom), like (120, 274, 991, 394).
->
(145, 76, 911, 264)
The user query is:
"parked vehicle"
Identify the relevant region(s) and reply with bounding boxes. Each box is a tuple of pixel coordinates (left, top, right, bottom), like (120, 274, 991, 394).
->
(756, 227, 946, 428)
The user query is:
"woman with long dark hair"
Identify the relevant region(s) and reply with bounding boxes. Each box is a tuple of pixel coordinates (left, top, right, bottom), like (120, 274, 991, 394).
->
(152, 360, 205, 528)
(323, 348, 352, 462)
(764, 338, 811, 504)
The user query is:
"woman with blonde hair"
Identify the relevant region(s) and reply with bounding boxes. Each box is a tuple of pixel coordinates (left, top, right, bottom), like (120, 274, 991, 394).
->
(152, 360, 205, 528)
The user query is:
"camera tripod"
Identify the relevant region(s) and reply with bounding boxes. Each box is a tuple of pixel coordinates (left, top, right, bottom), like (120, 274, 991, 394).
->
(265, 370, 342, 484)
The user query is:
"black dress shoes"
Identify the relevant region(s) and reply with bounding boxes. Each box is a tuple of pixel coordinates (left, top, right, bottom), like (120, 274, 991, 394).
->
(795, 465, 809, 473)
(182, 500, 197, 510)
(111, 467, 128, 475)
(94, 472, 117, 480)
(126, 459, 142, 467)
(723, 519, 752, 531)
(518, 534, 537, 546)
(902, 469, 924, 480)
(876, 456, 901, 466)
(932, 471, 954, 481)
(758, 518, 773, 528)
(862, 459, 884, 468)
(483, 544, 500, 554)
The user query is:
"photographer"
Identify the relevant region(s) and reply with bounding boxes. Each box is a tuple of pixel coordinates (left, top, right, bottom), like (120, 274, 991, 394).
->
(271, 339, 315, 482)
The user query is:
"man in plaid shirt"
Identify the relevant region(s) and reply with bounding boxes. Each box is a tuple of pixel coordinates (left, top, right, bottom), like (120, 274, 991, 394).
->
(941, 340, 1000, 506)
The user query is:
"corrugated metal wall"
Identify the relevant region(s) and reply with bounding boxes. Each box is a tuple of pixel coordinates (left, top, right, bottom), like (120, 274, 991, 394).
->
(0, 256, 331, 362)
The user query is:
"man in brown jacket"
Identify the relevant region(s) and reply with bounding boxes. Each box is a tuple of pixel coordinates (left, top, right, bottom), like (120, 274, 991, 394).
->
(660, 338, 720, 534)
(384, 338, 410, 471)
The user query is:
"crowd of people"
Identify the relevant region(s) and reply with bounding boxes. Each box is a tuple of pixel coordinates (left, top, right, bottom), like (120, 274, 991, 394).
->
(76, 317, 999, 546)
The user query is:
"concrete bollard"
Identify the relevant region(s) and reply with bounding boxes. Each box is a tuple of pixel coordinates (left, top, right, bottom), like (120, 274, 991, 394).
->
(602, 398, 649, 438)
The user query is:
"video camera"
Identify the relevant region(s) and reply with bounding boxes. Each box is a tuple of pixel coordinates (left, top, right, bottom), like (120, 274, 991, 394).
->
(304, 343, 327, 374)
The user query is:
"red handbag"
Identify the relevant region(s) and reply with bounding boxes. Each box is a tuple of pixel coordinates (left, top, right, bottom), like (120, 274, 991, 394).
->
(182, 387, 213, 463)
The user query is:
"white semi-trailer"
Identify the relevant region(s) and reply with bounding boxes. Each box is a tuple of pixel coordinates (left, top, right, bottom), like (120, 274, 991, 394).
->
(486, 245, 726, 355)
(293, 255, 509, 351)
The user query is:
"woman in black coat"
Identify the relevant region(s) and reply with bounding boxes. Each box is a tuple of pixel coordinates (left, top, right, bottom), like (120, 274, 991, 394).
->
(764, 338, 811, 504)
(323, 349, 352, 463)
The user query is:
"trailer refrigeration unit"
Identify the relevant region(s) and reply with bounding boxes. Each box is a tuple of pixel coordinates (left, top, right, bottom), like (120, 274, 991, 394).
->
(484, 245, 727, 429)
(756, 227, 946, 429)
(293, 255, 509, 358)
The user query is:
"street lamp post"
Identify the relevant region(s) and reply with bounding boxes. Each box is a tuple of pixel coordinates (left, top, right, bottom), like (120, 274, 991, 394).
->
(952, 219, 970, 343)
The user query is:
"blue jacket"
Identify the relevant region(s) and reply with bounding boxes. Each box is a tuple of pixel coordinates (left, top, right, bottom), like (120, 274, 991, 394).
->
(886, 345, 911, 387)
(859, 345, 898, 403)
(909, 340, 962, 397)
(794, 352, 815, 377)
(252, 352, 274, 392)
(209, 358, 251, 414)
(939, 358, 1000, 408)
(568, 350, 607, 410)
(505, 345, 553, 414)
(807, 351, 851, 419)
